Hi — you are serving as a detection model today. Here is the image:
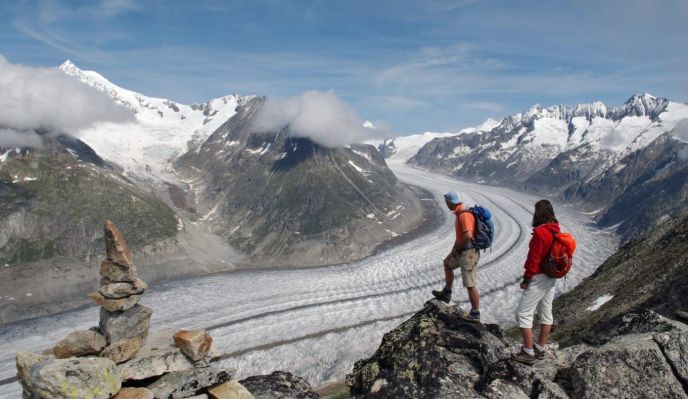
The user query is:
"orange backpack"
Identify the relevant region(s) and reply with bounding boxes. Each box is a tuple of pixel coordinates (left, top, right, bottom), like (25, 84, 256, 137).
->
(542, 231, 577, 278)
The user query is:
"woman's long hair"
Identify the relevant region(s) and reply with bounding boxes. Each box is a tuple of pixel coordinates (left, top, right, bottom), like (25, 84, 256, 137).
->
(532, 199, 558, 227)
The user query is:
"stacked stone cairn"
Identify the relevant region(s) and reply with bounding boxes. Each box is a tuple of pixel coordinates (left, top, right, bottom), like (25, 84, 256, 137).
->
(15, 220, 256, 399)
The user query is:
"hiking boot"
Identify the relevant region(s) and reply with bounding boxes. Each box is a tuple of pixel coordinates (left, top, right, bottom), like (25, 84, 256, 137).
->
(534, 346, 546, 359)
(459, 310, 481, 323)
(513, 347, 537, 365)
(431, 289, 451, 303)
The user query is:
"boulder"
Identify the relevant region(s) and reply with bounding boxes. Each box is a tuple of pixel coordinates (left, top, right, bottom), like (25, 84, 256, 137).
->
(654, 331, 688, 387)
(531, 377, 570, 399)
(173, 329, 213, 362)
(15, 351, 53, 395)
(240, 371, 321, 399)
(104, 220, 135, 268)
(52, 329, 106, 358)
(101, 337, 143, 364)
(487, 352, 559, 397)
(580, 308, 688, 346)
(208, 380, 255, 399)
(118, 329, 194, 381)
(90, 291, 143, 312)
(147, 367, 233, 399)
(100, 278, 147, 299)
(346, 300, 511, 397)
(99, 304, 152, 344)
(28, 356, 120, 399)
(568, 334, 687, 398)
(100, 260, 137, 283)
(482, 379, 529, 399)
(111, 387, 154, 399)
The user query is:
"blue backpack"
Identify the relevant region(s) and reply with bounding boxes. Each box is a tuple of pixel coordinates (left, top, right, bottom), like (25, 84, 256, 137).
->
(461, 205, 495, 250)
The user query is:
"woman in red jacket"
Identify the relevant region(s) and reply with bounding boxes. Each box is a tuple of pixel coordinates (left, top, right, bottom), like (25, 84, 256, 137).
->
(513, 199, 559, 365)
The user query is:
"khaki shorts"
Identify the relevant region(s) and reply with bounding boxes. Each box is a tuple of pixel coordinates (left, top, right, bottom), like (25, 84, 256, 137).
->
(445, 249, 480, 288)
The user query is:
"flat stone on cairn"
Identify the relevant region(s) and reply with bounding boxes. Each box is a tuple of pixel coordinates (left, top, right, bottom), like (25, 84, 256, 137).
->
(52, 330, 106, 358)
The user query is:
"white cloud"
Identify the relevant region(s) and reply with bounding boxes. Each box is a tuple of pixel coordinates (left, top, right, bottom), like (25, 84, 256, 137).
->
(0, 54, 134, 147)
(250, 90, 384, 148)
(0, 129, 43, 148)
(671, 118, 688, 143)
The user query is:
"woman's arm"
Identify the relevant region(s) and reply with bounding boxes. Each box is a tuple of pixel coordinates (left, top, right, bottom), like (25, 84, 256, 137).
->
(523, 228, 546, 281)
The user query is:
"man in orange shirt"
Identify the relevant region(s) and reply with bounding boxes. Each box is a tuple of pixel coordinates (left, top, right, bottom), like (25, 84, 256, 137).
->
(432, 191, 481, 322)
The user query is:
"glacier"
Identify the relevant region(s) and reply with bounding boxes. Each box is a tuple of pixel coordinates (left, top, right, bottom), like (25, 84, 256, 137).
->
(0, 161, 617, 397)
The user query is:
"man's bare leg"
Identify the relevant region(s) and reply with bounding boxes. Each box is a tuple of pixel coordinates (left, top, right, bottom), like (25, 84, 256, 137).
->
(444, 264, 454, 290)
(467, 286, 480, 311)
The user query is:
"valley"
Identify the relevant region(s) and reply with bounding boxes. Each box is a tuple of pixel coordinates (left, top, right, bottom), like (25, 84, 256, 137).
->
(0, 161, 618, 398)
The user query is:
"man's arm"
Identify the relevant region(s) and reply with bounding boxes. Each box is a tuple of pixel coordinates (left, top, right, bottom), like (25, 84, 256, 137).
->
(451, 231, 472, 256)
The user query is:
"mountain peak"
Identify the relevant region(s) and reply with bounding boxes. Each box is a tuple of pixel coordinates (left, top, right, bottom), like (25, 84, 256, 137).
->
(627, 93, 658, 103)
(59, 59, 80, 73)
(618, 93, 668, 118)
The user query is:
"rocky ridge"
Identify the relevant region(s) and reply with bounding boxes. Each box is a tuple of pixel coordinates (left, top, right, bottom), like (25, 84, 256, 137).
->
(346, 299, 688, 398)
(552, 209, 688, 347)
(14, 221, 320, 399)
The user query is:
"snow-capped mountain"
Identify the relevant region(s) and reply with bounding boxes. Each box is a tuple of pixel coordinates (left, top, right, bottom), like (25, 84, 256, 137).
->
(60, 60, 254, 179)
(60, 61, 428, 266)
(174, 97, 426, 266)
(411, 94, 687, 181)
(375, 118, 501, 163)
(411, 94, 688, 239)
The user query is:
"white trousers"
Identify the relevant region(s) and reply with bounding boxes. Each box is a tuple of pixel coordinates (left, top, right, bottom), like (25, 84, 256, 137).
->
(515, 273, 556, 328)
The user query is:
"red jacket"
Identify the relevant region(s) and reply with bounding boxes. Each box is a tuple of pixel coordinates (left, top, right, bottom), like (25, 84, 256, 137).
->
(523, 222, 560, 280)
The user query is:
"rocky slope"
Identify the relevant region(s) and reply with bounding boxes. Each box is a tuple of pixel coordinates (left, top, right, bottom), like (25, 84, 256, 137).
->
(346, 300, 688, 398)
(409, 94, 688, 240)
(174, 97, 425, 266)
(0, 134, 239, 323)
(552, 209, 688, 347)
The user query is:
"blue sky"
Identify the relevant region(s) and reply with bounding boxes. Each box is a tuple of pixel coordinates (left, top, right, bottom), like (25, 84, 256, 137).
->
(1, 0, 687, 134)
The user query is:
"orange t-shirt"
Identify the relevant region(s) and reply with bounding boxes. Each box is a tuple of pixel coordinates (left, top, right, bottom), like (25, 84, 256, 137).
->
(454, 204, 475, 243)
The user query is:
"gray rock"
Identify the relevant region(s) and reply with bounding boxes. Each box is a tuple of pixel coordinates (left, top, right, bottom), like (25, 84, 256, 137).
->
(100, 260, 137, 283)
(532, 377, 570, 399)
(101, 337, 143, 364)
(147, 367, 233, 399)
(15, 351, 53, 396)
(52, 329, 106, 358)
(487, 353, 559, 397)
(99, 304, 152, 344)
(100, 278, 147, 299)
(118, 328, 195, 381)
(240, 371, 320, 399)
(654, 331, 688, 387)
(29, 356, 121, 399)
(483, 379, 529, 399)
(346, 299, 511, 398)
(90, 291, 143, 312)
(569, 334, 687, 398)
(580, 309, 688, 346)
